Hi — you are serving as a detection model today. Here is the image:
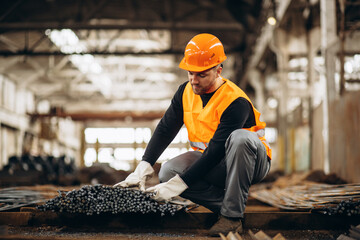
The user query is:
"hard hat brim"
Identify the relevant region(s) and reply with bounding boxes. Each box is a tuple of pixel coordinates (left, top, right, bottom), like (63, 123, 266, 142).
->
(178, 56, 226, 72)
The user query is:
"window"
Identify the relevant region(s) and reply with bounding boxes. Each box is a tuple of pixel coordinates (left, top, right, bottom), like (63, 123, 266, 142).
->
(84, 127, 190, 171)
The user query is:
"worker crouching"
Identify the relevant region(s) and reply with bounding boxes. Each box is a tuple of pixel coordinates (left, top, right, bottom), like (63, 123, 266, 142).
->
(114, 33, 272, 236)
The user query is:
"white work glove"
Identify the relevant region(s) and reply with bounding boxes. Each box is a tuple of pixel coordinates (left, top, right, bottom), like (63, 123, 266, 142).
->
(113, 161, 154, 191)
(146, 174, 188, 202)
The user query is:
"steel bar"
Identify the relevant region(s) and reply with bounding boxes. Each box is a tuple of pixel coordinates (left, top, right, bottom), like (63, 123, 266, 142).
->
(250, 183, 360, 213)
(0, 187, 51, 212)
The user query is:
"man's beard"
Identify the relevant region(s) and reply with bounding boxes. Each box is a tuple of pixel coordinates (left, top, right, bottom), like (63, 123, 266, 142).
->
(191, 84, 207, 95)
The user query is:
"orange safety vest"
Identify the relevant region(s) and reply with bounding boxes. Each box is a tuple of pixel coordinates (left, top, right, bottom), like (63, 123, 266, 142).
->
(182, 78, 272, 159)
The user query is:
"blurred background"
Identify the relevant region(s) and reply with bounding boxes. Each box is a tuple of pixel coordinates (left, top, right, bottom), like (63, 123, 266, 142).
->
(0, 0, 359, 186)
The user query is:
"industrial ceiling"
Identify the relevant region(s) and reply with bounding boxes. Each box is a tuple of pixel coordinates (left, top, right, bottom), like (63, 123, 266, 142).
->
(0, 0, 268, 120)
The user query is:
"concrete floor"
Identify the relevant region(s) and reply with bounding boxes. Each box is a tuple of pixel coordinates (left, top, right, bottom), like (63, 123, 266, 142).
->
(0, 203, 354, 240)
(2, 226, 345, 239)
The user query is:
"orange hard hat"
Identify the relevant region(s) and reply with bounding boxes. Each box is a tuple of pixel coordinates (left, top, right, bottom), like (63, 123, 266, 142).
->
(179, 33, 227, 72)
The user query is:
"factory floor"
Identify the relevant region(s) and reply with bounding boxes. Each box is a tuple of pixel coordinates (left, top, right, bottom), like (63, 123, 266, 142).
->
(3, 226, 345, 240)
(0, 198, 356, 240)
(1, 181, 359, 240)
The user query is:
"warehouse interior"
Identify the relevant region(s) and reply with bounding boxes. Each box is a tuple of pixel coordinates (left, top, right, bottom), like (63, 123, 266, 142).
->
(0, 0, 360, 239)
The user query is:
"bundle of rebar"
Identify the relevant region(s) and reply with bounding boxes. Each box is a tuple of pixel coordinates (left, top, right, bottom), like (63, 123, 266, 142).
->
(312, 198, 360, 216)
(250, 183, 360, 215)
(37, 184, 182, 216)
(0, 187, 47, 211)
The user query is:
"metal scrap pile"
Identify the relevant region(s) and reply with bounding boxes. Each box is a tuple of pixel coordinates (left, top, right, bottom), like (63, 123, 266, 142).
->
(0, 187, 48, 211)
(337, 224, 360, 240)
(250, 183, 360, 216)
(37, 184, 182, 216)
(313, 198, 360, 216)
(0, 154, 78, 187)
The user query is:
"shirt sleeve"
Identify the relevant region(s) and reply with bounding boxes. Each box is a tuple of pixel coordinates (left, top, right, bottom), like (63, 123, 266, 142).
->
(180, 97, 255, 185)
(142, 82, 187, 165)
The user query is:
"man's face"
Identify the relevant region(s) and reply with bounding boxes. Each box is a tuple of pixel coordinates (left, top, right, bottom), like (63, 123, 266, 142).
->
(187, 66, 221, 95)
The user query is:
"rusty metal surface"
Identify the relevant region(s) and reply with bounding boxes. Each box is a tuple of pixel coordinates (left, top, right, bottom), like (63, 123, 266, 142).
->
(250, 183, 360, 210)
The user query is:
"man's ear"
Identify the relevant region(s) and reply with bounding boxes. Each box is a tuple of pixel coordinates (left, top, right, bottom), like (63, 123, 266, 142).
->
(217, 65, 223, 75)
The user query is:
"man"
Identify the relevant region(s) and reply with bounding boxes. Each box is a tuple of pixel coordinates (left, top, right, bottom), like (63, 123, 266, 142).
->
(114, 33, 272, 235)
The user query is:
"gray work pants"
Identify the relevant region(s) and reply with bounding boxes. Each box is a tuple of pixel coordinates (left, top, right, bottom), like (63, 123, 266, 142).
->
(158, 129, 270, 218)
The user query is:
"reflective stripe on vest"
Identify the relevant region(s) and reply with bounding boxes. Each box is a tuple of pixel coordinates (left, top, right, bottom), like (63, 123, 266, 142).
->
(189, 141, 208, 151)
(190, 129, 270, 153)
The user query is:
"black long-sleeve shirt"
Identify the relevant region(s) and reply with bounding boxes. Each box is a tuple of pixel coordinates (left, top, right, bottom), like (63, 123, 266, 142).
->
(142, 81, 256, 186)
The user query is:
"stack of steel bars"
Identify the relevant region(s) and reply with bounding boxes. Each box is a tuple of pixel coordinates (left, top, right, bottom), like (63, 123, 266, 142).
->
(0, 187, 49, 211)
(250, 183, 360, 212)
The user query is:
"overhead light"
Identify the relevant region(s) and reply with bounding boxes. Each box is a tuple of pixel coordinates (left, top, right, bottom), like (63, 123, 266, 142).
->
(46, 29, 112, 97)
(267, 17, 277, 26)
(267, 97, 278, 109)
(46, 29, 86, 54)
(37, 99, 51, 113)
(70, 54, 102, 74)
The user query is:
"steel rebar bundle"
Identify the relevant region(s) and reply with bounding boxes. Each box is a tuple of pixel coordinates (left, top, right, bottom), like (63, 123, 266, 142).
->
(250, 183, 360, 215)
(37, 185, 182, 216)
(312, 198, 360, 216)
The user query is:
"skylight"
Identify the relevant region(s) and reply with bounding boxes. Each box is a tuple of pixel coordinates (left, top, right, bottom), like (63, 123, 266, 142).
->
(45, 28, 177, 107)
(46, 29, 86, 54)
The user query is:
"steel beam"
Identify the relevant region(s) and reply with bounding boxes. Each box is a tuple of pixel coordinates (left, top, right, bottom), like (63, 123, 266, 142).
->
(0, 48, 242, 56)
(29, 111, 165, 121)
(0, 21, 243, 31)
(0, 49, 183, 56)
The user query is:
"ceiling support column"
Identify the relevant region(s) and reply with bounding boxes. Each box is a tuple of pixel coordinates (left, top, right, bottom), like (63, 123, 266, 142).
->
(248, 68, 265, 113)
(272, 28, 289, 172)
(320, 0, 338, 174)
(306, 26, 321, 171)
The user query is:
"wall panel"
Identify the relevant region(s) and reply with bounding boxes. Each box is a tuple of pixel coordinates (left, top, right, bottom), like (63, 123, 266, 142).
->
(311, 104, 325, 171)
(329, 92, 360, 182)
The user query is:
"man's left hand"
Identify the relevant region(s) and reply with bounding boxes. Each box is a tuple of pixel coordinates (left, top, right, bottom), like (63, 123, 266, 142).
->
(146, 174, 188, 201)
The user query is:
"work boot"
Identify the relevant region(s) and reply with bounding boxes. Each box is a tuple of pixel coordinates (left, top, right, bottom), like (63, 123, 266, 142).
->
(208, 215, 243, 236)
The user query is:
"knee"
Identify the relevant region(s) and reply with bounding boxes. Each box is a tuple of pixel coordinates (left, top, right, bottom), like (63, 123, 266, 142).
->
(158, 161, 176, 183)
(158, 151, 201, 183)
(227, 129, 257, 149)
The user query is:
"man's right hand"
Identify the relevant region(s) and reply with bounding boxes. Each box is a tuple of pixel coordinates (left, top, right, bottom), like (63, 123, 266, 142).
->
(113, 161, 154, 191)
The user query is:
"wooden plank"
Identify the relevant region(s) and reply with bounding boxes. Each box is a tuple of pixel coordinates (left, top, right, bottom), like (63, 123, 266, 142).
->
(244, 212, 360, 230)
(337, 234, 356, 240)
(1, 209, 358, 231)
(254, 230, 272, 240)
(0, 212, 31, 226)
(272, 233, 287, 240)
(220, 233, 228, 240)
(234, 232, 243, 240)
(349, 224, 360, 239)
(226, 231, 243, 240)
(249, 230, 258, 240)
